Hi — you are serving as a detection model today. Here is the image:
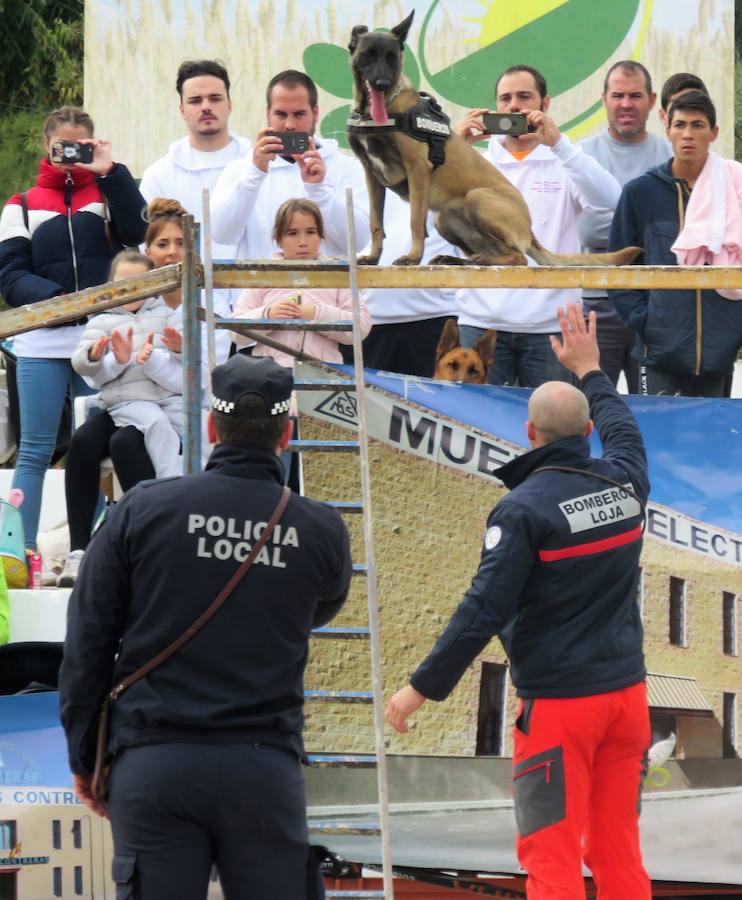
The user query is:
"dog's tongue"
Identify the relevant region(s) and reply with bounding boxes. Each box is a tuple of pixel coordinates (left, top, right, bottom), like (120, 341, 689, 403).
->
(367, 82, 389, 125)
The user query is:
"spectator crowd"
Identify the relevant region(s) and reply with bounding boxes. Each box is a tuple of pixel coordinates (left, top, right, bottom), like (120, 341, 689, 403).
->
(0, 55, 740, 589)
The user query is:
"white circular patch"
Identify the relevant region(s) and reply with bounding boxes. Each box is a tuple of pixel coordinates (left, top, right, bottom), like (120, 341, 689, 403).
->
(484, 526, 502, 550)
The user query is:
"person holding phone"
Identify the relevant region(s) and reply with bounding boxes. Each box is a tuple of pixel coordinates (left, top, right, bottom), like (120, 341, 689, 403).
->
(453, 66, 621, 389)
(0, 105, 147, 553)
(211, 70, 370, 260)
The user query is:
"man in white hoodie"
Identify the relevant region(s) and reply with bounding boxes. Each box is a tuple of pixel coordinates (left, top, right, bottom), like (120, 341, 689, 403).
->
(139, 60, 252, 317)
(211, 70, 370, 261)
(455, 65, 621, 387)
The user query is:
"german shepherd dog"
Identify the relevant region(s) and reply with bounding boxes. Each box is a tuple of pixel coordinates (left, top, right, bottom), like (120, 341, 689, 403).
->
(347, 12, 640, 268)
(434, 320, 497, 384)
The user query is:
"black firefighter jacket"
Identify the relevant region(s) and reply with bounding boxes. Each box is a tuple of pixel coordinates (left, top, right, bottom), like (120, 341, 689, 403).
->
(59, 444, 352, 775)
(411, 371, 649, 701)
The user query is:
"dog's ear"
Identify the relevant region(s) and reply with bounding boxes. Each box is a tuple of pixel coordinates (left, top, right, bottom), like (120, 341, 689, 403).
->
(472, 329, 498, 373)
(348, 25, 369, 52)
(391, 11, 415, 47)
(435, 318, 460, 362)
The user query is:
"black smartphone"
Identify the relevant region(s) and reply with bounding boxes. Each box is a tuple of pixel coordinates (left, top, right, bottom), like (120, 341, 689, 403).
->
(266, 131, 310, 155)
(50, 140, 95, 164)
(481, 112, 537, 136)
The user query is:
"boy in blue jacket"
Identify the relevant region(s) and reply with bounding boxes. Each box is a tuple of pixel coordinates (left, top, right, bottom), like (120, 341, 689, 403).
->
(607, 91, 742, 396)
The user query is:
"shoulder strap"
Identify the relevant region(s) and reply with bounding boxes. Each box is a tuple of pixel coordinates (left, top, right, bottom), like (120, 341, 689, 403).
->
(530, 465, 646, 533)
(108, 485, 291, 701)
(20, 192, 29, 232)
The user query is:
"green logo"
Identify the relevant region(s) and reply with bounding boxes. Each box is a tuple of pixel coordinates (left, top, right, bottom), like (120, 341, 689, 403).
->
(304, 0, 645, 146)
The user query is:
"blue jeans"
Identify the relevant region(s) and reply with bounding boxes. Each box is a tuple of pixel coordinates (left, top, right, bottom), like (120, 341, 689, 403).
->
(12, 357, 95, 548)
(458, 326, 574, 387)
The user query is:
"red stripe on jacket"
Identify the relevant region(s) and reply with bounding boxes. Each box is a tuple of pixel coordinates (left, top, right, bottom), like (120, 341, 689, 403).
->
(538, 525, 642, 562)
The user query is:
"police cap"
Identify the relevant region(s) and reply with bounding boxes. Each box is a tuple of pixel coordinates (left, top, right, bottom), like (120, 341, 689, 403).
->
(210, 355, 293, 418)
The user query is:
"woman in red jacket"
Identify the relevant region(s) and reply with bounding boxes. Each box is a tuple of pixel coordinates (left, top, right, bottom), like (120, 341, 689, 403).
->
(0, 106, 147, 552)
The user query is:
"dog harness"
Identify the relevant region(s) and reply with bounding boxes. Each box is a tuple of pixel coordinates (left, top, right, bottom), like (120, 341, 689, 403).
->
(347, 93, 451, 168)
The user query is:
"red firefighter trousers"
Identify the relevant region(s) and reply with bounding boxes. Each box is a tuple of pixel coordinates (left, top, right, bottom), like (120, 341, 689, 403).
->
(512, 681, 651, 900)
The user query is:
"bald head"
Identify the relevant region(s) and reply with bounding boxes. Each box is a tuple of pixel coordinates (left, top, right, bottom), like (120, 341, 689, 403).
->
(527, 382, 591, 447)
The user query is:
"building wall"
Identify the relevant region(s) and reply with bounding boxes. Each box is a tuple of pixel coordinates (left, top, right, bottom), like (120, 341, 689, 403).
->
(0, 803, 113, 899)
(301, 417, 742, 760)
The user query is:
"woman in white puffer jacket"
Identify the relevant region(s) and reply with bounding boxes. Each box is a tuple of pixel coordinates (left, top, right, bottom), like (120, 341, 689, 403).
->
(71, 250, 183, 478)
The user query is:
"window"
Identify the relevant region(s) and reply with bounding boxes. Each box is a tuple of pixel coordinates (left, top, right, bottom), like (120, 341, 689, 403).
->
(52, 867, 62, 898)
(475, 662, 508, 755)
(723, 592, 738, 656)
(51, 819, 61, 850)
(74, 866, 83, 896)
(723, 692, 737, 759)
(71, 819, 82, 850)
(669, 576, 686, 646)
(634, 567, 644, 620)
(0, 821, 16, 853)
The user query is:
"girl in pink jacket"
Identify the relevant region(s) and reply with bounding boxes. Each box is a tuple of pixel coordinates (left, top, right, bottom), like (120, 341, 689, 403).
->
(230, 199, 372, 364)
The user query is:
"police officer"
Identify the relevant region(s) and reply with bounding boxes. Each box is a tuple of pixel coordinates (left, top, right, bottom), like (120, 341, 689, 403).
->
(387, 303, 651, 900)
(59, 354, 352, 900)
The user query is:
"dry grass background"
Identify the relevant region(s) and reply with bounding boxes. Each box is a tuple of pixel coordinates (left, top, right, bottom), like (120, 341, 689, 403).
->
(84, 0, 735, 177)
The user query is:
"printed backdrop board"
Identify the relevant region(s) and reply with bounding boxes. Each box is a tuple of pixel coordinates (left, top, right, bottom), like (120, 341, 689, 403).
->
(84, 0, 735, 179)
(298, 363, 742, 567)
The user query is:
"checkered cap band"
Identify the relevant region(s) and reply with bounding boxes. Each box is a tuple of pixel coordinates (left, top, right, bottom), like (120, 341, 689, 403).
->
(210, 395, 236, 414)
(270, 398, 292, 416)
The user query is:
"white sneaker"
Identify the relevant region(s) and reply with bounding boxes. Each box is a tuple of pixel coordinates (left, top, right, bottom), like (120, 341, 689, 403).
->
(57, 550, 84, 588)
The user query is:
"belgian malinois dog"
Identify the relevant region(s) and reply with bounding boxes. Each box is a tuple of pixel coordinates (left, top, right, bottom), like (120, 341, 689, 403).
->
(347, 12, 640, 268)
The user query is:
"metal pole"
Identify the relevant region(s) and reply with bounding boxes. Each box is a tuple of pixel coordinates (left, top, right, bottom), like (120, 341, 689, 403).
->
(201, 188, 217, 388)
(345, 188, 394, 900)
(182, 214, 202, 474)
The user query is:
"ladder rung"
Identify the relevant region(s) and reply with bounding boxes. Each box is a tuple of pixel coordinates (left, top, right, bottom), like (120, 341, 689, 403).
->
(305, 690, 373, 703)
(288, 440, 359, 452)
(326, 501, 363, 514)
(307, 753, 377, 768)
(309, 821, 381, 836)
(294, 379, 357, 391)
(223, 318, 353, 331)
(326, 892, 385, 898)
(312, 626, 370, 639)
(352, 563, 367, 576)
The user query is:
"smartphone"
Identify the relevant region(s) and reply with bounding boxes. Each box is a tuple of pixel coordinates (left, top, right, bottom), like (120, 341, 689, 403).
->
(266, 131, 310, 155)
(481, 112, 537, 136)
(50, 140, 95, 164)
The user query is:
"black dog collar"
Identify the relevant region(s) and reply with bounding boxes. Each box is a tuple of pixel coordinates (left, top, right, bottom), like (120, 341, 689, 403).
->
(347, 93, 451, 168)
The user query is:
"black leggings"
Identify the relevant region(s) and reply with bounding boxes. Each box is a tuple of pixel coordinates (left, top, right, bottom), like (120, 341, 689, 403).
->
(65, 412, 154, 550)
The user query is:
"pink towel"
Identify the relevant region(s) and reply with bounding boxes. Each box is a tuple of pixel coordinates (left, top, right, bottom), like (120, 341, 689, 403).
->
(671, 152, 742, 300)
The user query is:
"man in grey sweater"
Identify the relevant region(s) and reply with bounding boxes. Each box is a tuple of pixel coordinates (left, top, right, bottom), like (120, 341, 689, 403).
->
(579, 60, 671, 392)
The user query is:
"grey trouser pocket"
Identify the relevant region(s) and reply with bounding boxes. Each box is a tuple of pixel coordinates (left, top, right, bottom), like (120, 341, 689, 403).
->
(112, 853, 136, 900)
(513, 745, 566, 837)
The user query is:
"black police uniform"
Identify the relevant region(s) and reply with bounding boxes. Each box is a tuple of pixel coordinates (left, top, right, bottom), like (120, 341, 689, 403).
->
(59, 356, 352, 900)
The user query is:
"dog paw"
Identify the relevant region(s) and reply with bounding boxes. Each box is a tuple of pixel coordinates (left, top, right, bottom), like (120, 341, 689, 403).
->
(392, 255, 422, 267)
(356, 255, 381, 266)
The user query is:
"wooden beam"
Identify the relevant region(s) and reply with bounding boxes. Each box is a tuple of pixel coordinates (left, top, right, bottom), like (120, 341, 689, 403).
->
(1, 259, 740, 341)
(0, 264, 182, 339)
(211, 261, 742, 291)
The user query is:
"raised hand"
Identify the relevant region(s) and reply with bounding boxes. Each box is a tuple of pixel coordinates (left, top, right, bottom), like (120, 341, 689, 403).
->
(162, 326, 182, 353)
(549, 304, 601, 379)
(136, 332, 155, 365)
(111, 327, 134, 364)
(87, 335, 110, 361)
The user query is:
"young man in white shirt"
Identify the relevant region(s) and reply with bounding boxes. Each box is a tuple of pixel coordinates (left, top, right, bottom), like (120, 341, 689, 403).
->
(139, 60, 252, 318)
(211, 70, 370, 261)
(455, 65, 621, 387)
(578, 61, 671, 393)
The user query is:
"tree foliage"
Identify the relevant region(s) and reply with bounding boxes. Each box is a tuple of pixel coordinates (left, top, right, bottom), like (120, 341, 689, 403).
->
(0, 0, 84, 110)
(0, 1, 84, 202)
